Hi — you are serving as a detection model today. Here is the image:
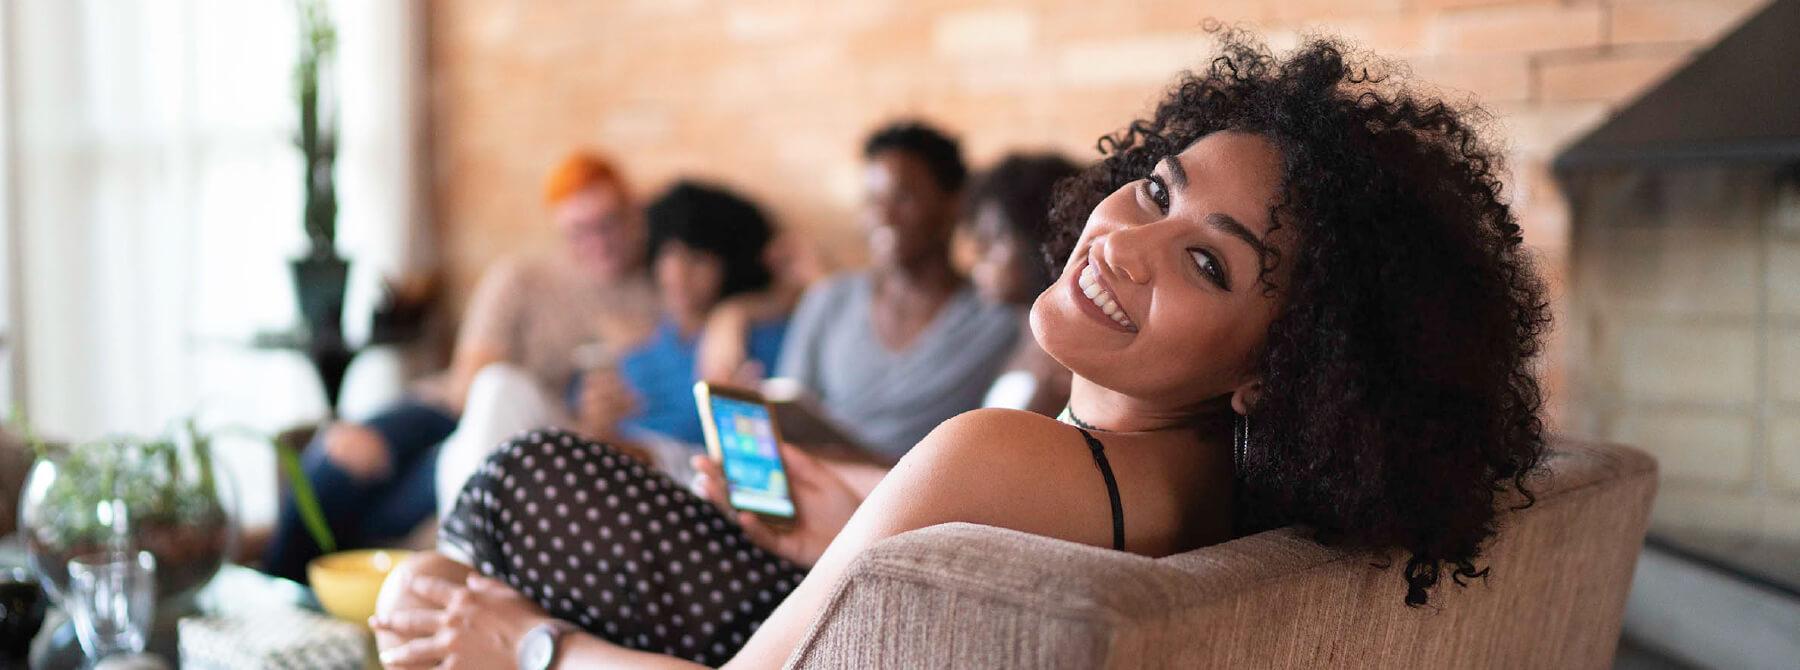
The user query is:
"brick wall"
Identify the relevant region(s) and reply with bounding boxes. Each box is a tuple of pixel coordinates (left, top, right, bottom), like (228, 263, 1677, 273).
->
(1569, 168, 1800, 544)
(425, 0, 1772, 417)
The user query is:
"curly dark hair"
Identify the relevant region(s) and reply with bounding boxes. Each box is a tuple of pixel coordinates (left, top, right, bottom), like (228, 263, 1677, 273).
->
(1046, 31, 1552, 607)
(645, 180, 776, 299)
(863, 120, 968, 193)
(964, 152, 1083, 295)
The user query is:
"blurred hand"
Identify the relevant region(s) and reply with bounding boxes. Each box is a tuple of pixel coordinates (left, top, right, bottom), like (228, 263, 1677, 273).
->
(573, 369, 638, 442)
(374, 573, 552, 669)
(690, 444, 860, 568)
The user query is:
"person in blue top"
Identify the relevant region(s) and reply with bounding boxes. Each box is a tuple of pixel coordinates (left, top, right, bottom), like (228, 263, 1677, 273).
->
(569, 180, 787, 448)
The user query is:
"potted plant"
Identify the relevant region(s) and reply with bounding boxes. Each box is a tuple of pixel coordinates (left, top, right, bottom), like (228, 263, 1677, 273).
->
(13, 420, 335, 610)
(290, 0, 347, 348)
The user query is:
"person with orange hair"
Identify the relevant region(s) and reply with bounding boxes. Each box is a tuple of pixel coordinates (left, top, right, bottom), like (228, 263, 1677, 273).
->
(264, 150, 658, 582)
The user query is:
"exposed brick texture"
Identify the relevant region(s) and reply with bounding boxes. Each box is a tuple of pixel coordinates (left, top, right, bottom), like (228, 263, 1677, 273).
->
(1611, 0, 1769, 45)
(1427, 2, 1606, 54)
(425, 0, 1774, 440)
(1537, 48, 1692, 102)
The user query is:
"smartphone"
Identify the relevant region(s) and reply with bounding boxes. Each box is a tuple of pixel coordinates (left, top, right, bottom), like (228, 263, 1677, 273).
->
(693, 381, 797, 525)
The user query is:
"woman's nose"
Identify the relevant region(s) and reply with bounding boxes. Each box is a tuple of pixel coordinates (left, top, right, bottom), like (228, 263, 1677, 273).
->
(1100, 220, 1173, 285)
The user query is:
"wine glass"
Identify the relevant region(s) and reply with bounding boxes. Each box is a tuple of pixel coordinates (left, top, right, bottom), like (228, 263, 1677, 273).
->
(64, 549, 156, 663)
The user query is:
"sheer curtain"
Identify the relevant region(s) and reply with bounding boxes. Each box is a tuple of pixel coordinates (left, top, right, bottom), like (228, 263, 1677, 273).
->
(4, 0, 427, 525)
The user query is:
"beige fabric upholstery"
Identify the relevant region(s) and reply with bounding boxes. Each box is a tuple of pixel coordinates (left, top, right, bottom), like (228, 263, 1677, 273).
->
(786, 438, 1657, 669)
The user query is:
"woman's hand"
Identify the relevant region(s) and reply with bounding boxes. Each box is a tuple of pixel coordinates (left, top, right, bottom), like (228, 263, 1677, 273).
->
(573, 369, 639, 442)
(372, 573, 553, 669)
(690, 444, 862, 568)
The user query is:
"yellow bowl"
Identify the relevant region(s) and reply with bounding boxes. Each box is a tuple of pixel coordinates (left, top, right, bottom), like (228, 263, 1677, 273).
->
(307, 549, 412, 624)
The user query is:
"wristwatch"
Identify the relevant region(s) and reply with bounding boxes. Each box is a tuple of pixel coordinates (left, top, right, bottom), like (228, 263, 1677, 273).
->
(517, 620, 576, 670)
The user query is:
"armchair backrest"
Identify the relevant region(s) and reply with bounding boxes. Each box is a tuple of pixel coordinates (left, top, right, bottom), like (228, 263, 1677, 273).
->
(787, 439, 1658, 669)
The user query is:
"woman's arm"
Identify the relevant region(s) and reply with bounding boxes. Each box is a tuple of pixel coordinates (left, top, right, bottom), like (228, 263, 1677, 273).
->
(720, 408, 1109, 668)
(695, 283, 808, 384)
(439, 258, 527, 414)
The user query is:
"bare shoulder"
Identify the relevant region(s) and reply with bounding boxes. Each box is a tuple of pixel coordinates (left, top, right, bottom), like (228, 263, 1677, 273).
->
(859, 408, 1121, 550)
(891, 408, 1092, 495)
(913, 408, 1075, 462)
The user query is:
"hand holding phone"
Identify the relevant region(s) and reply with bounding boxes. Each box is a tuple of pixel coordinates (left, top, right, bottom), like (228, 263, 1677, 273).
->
(693, 382, 797, 525)
(687, 443, 862, 568)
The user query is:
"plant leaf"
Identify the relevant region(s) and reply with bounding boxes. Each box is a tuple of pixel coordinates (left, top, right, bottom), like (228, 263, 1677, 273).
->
(274, 440, 335, 553)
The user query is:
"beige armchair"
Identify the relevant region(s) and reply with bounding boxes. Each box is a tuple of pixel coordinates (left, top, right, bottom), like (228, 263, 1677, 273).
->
(787, 439, 1656, 669)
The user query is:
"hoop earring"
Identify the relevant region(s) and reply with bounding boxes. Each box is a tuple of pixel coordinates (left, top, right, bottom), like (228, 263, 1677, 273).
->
(1233, 413, 1249, 470)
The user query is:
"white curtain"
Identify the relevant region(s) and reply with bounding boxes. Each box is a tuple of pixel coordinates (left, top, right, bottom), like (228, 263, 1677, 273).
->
(4, 0, 427, 525)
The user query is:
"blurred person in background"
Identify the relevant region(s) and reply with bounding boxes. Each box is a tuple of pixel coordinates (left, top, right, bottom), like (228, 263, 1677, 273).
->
(965, 152, 1083, 416)
(586, 181, 788, 446)
(263, 151, 658, 581)
(764, 120, 1020, 461)
(432, 180, 789, 514)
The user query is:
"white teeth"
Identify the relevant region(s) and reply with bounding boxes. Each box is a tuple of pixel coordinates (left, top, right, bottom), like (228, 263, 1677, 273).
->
(1078, 263, 1134, 329)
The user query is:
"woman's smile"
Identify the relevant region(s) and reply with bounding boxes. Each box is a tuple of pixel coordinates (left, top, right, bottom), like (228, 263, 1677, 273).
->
(1070, 259, 1138, 333)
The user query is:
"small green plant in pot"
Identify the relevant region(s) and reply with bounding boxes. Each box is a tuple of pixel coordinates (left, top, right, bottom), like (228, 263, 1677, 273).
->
(13, 419, 334, 612)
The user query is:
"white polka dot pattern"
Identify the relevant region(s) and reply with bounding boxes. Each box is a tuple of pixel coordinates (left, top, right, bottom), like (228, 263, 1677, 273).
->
(440, 429, 806, 666)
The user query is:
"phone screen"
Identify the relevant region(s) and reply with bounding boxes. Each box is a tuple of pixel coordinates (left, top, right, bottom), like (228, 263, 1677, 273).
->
(707, 394, 795, 519)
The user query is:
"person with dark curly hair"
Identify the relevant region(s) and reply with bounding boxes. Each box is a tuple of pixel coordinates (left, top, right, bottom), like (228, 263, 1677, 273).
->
(374, 31, 1549, 668)
(965, 152, 1084, 415)
(432, 181, 788, 513)
(570, 180, 784, 447)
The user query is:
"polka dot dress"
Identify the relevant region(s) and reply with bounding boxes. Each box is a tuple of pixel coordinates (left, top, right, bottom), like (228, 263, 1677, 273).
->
(441, 429, 806, 666)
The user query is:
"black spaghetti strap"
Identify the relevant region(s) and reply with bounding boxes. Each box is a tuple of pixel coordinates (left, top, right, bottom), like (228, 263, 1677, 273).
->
(1073, 427, 1126, 551)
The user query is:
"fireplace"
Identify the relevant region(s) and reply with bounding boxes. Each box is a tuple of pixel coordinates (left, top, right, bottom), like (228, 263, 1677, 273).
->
(1557, 0, 1800, 591)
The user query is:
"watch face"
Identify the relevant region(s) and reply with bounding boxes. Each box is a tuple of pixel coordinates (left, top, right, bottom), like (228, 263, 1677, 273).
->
(519, 626, 556, 670)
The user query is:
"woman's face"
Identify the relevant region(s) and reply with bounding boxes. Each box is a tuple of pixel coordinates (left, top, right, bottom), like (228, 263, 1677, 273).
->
(967, 201, 1037, 305)
(554, 183, 645, 281)
(860, 150, 956, 271)
(653, 241, 725, 324)
(1030, 131, 1289, 411)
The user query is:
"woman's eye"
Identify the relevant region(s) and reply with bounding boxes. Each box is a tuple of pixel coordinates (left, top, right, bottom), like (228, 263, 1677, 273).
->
(1189, 248, 1228, 289)
(1143, 175, 1170, 212)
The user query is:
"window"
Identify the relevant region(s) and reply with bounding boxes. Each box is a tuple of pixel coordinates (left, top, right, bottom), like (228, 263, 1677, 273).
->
(4, 0, 425, 527)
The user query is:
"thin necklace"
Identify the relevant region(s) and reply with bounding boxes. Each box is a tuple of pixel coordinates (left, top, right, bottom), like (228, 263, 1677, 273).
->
(1060, 406, 1102, 432)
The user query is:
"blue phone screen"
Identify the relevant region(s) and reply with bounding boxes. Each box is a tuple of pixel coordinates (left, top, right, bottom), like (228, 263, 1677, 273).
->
(709, 395, 795, 518)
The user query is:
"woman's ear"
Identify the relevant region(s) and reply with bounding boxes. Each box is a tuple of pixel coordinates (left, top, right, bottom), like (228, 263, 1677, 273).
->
(1230, 380, 1263, 416)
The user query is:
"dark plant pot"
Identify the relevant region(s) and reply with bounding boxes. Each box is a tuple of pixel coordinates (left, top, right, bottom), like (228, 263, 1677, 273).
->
(290, 254, 350, 342)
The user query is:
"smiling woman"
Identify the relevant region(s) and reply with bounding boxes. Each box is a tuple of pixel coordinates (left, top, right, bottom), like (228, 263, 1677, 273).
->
(372, 29, 1549, 669)
(1044, 30, 1552, 605)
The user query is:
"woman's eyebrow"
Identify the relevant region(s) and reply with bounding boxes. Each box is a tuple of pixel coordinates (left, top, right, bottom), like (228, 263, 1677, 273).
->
(1158, 155, 1188, 189)
(1206, 212, 1270, 258)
